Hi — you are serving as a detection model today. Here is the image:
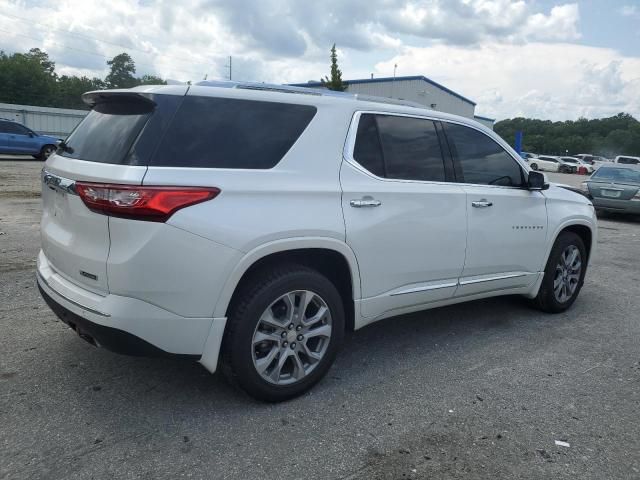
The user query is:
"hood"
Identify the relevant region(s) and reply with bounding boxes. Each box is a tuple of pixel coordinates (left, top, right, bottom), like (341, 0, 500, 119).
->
(547, 183, 592, 203)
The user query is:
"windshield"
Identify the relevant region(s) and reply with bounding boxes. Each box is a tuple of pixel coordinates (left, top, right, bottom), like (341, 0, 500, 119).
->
(591, 167, 640, 185)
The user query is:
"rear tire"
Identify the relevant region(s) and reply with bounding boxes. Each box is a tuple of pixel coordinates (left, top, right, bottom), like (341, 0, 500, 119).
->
(533, 232, 586, 313)
(221, 264, 345, 402)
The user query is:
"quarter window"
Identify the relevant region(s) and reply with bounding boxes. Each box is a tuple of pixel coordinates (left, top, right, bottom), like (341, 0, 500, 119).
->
(444, 123, 524, 187)
(353, 114, 385, 177)
(352, 114, 446, 182)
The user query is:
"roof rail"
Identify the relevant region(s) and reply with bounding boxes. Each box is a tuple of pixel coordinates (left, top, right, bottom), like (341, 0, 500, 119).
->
(193, 80, 425, 109)
(352, 94, 425, 109)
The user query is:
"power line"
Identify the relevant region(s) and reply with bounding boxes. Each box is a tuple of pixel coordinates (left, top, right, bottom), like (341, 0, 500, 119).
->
(0, 12, 215, 74)
(0, 27, 207, 80)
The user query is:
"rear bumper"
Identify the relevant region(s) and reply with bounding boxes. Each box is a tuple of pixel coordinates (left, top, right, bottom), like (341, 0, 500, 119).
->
(38, 282, 195, 358)
(592, 198, 640, 214)
(37, 250, 221, 359)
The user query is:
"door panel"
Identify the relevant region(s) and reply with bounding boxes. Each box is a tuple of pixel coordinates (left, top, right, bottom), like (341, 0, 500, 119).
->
(440, 121, 549, 296)
(457, 186, 547, 296)
(341, 161, 467, 318)
(9, 133, 35, 153)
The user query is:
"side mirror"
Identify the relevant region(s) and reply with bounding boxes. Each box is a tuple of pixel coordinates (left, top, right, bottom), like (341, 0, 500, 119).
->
(528, 171, 549, 190)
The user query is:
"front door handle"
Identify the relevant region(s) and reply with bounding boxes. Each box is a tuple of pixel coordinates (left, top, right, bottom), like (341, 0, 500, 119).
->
(471, 199, 493, 208)
(350, 197, 382, 208)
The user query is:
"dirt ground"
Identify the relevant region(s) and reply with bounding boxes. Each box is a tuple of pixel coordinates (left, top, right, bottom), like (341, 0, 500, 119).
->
(1, 159, 639, 480)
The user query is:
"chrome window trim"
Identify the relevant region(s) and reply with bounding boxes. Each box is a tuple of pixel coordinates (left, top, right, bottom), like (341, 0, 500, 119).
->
(343, 110, 530, 191)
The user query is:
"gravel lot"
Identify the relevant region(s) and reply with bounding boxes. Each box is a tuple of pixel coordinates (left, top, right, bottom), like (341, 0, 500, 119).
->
(1, 160, 639, 480)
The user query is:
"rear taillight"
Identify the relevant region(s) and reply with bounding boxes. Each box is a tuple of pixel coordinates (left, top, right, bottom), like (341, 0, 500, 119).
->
(75, 183, 220, 222)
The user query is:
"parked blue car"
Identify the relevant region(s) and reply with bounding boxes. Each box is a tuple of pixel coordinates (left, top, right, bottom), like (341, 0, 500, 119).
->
(0, 118, 60, 160)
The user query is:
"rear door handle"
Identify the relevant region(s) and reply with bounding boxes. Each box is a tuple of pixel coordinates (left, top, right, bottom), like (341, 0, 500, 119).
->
(350, 197, 381, 208)
(471, 199, 493, 208)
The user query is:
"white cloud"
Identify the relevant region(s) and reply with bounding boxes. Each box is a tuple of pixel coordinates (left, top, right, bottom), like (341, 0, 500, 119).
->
(0, 0, 638, 120)
(384, 1, 580, 44)
(619, 5, 640, 19)
(374, 42, 640, 120)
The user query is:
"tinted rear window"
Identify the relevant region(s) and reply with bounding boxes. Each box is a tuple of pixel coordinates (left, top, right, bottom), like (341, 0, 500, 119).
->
(592, 167, 640, 184)
(151, 96, 317, 169)
(352, 113, 446, 181)
(353, 114, 385, 177)
(618, 157, 640, 165)
(376, 115, 445, 182)
(60, 99, 153, 164)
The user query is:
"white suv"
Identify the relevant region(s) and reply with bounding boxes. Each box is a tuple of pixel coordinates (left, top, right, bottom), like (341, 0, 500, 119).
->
(38, 83, 597, 401)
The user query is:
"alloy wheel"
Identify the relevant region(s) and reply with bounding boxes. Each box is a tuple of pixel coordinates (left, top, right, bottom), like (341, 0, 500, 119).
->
(251, 290, 332, 385)
(553, 245, 582, 303)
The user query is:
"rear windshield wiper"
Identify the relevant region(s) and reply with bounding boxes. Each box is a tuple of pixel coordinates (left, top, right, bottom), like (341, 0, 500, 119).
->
(57, 140, 74, 154)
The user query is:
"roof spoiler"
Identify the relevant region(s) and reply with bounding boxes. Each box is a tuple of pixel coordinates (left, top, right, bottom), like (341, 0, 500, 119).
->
(81, 90, 157, 108)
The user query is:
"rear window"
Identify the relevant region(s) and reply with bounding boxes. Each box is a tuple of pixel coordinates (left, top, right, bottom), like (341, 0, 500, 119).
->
(352, 113, 446, 181)
(60, 99, 153, 164)
(151, 96, 317, 169)
(592, 167, 640, 184)
(618, 157, 640, 165)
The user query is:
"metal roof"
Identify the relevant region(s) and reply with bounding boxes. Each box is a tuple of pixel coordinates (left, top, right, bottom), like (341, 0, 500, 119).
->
(289, 75, 477, 106)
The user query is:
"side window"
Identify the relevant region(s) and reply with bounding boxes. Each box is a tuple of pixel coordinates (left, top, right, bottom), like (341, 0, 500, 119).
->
(376, 115, 446, 181)
(353, 114, 385, 177)
(152, 96, 317, 169)
(444, 123, 524, 187)
(0, 121, 9, 133)
(2, 122, 29, 135)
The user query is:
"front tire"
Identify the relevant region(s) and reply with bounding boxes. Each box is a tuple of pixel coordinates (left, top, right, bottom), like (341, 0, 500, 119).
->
(37, 145, 56, 160)
(530, 163, 539, 171)
(533, 232, 586, 313)
(221, 264, 345, 402)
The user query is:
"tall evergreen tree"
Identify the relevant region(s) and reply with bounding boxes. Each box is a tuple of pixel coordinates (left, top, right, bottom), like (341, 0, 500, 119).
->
(105, 53, 137, 89)
(321, 44, 346, 92)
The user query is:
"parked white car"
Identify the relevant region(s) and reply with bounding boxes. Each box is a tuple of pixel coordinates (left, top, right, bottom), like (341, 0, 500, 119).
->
(529, 155, 561, 172)
(614, 155, 640, 165)
(37, 83, 597, 401)
(560, 156, 595, 174)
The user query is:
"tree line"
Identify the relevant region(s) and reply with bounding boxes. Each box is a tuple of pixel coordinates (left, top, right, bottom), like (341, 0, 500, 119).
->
(0, 48, 165, 110)
(495, 114, 640, 158)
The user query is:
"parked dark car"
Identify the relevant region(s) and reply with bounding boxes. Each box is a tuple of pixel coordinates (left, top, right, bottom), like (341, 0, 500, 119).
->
(0, 118, 60, 160)
(581, 164, 640, 215)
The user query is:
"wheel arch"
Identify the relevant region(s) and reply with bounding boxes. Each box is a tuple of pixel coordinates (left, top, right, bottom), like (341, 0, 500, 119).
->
(213, 238, 362, 331)
(546, 220, 595, 268)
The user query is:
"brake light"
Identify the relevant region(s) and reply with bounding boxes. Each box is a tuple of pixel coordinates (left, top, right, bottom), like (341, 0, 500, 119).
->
(75, 183, 220, 222)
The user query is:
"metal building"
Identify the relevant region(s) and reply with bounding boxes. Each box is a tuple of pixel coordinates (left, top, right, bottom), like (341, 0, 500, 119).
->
(474, 115, 495, 130)
(291, 75, 477, 119)
(0, 103, 87, 137)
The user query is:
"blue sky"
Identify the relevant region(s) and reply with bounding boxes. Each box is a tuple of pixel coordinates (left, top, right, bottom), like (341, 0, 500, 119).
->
(539, 0, 639, 56)
(1, 0, 639, 120)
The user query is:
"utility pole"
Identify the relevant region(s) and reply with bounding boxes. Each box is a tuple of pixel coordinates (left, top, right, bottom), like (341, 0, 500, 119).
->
(391, 63, 397, 98)
(225, 56, 232, 80)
